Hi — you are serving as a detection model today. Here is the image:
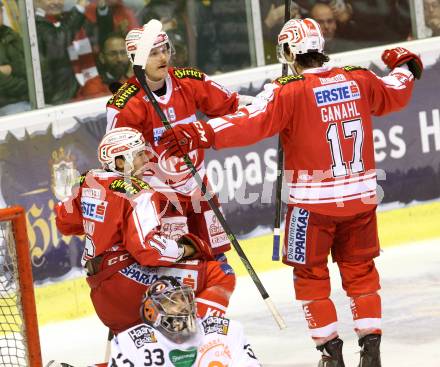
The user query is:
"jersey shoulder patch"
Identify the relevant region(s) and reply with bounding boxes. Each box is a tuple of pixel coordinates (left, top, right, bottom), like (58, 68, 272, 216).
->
(107, 82, 140, 109)
(173, 67, 205, 80)
(275, 74, 305, 86)
(343, 65, 368, 72)
(108, 177, 152, 196)
(126, 324, 158, 348)
(201, 316, 230, 335)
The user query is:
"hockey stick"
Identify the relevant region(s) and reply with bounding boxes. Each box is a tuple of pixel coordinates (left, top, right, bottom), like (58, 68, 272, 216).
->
(133, 20, 286, 330)
(272, 0, 291, 261)
(104, 329, 113, 362)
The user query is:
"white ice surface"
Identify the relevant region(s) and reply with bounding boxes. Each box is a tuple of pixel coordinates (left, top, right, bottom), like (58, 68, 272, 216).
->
(40, 238, 440, 367)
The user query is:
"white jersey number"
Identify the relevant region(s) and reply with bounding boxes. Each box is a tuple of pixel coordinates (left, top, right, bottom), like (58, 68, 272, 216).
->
(326, 118, 365, 177)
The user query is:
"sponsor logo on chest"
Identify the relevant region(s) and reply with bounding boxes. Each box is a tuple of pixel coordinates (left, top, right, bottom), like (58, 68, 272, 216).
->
(128, 325, 157, 348)
(286, 207, 309, 264)
(80, 197, 108, 222)
(313, 80, 360, 107)
(202, 316, 230, 335)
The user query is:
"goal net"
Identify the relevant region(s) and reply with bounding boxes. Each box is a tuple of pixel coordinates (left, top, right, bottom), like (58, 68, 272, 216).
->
(0, 206, 42, 367)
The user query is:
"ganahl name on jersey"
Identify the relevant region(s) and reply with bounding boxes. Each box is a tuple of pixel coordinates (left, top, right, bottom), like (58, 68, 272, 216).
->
(173, 67, 204, 80)
(275, 74, 305, 85)
(120, 263, 199, 289)
(109, 177, 151, 195)
(80, 197, 108, 222)
(313, 80, 361, 107)
(286, 207, 309, 264)
(107, 82, 140, 109)
(128, 324, 157, 349)
(202, 316, 230, 335)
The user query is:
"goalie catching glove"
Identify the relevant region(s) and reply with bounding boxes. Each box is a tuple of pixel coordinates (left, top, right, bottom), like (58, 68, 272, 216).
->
(160, 120, 214, 158)
(178, 233, 215, 261)
(381, 47, 423, 79)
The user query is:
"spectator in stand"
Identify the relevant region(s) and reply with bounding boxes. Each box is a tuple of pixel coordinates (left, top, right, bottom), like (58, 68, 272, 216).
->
(96, 33, 132, 92)
(35, 0, 100, 105)
(0, 0, 30, 116)
(85, 0, 139, 51)
(261, 1, 303, 64)
(139, 0, 189, 66)
(349, 0, 412, 45)
(310, 2, 357, 53)
(424, 0, 440, 36)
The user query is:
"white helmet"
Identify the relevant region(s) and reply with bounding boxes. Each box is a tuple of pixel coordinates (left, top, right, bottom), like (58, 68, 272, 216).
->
(98, 127, 145, 173)
(125, 24, 174, 64)
(277, 18, 325, 64)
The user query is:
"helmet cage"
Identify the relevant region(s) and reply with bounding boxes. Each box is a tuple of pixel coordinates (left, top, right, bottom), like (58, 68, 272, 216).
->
(141, 277, 197, 343)
(277, 18, 325, 64)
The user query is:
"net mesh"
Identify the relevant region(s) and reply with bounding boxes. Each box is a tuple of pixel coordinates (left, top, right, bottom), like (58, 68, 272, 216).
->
(0, 219, 28, 366)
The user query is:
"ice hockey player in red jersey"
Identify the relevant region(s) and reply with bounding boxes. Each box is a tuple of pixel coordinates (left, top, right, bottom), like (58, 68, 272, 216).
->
(160, 18, 423, 367)
(106, 25, 253, 262)
(55, 127, 236, 335)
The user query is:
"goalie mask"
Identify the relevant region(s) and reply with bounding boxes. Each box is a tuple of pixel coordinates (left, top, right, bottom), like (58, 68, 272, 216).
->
(98, 127, 147, 174)
(277, 18, 325, 64)
(141, 276, 198, 344)
(125, 25, 175, 64)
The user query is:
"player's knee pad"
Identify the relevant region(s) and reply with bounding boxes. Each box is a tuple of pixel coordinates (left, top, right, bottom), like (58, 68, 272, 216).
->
(338, 260, 380, 297)
(196, 261, 236, 318)
(294, 266, 331, 300)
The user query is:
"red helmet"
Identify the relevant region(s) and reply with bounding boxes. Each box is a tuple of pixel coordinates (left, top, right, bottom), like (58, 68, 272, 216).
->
(277, 18, 325, 64)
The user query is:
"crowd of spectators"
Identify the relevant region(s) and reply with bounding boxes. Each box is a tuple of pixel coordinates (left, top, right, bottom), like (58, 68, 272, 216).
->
(0, 0, 438, 116)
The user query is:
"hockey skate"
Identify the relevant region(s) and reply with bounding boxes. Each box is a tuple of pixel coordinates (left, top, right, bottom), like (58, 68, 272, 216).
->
(358, 334, 381, 367)
(316, 337, 345, 367)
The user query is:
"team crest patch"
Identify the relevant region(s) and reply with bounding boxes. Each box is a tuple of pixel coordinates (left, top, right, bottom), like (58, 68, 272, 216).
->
(275, 74, 305, 85)
(173, 67, 204, 80)
(107, 82, 140, 109)
(128, 325, 157, 348)
(202, 316, 230, 335)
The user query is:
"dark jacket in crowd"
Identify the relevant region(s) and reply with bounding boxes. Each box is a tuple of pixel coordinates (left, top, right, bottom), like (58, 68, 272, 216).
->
(35, 6, 85, 105)
(0, 25, 28, 108)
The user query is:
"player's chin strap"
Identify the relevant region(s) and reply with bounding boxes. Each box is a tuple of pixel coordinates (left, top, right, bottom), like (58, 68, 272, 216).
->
(133, 19, 286, 331)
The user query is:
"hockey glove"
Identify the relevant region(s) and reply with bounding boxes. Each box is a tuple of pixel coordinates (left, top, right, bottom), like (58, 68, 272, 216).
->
(160, 120, 214, 159)
(381, 47, 423, 79)
(178, 233, 215, 261)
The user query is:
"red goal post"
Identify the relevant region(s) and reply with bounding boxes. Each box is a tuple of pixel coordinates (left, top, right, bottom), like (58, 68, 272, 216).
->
(0, 206, 42, 367)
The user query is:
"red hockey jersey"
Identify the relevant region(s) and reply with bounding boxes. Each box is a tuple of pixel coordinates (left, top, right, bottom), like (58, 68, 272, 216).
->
(106, 67, 238, 196)
(55, 170, 183, 267)
(208, 66, 415, 216)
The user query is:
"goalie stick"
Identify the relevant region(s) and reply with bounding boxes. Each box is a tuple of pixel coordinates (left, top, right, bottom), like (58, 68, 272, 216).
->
(133, 20, 286, 330)
(272, 0, 291, 261)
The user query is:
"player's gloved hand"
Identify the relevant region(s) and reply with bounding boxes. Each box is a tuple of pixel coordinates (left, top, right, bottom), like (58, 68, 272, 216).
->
(381, 47, 423, 79)
(160, 120, 214, 159)
(178, 233, 215, 261)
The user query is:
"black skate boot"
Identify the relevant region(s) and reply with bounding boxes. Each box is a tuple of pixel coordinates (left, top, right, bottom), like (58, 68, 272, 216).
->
(316, 337, 345, 367)
(358, 334, 382, 367)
